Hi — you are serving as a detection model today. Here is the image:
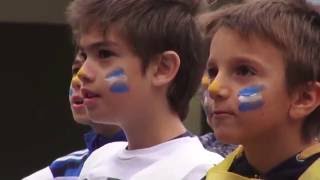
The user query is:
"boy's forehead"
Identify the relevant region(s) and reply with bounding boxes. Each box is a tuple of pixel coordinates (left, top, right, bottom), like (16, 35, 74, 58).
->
(78, 25, 105, 46)
(78, 25, 121, 49)
(209, 27, 284, 67)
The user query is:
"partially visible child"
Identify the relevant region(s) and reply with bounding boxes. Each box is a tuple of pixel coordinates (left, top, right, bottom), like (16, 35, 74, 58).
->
(65, 0, 223, 179)
(199, 74, 237, 157)
(23, 52, 126, 179)
(203, 0, 320, 179)
(196, 0, 244, 158)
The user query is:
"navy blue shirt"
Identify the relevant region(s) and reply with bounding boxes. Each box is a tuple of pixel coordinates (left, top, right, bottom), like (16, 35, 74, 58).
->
(229, 151, 320, 179)
(199, 132, 237, 157)
(49, 130, 126, 177)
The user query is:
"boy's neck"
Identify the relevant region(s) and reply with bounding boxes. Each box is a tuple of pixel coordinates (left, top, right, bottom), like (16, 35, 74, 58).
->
(123, 101, 187, 150)
(243, 127, 315, 174)
(91, 124, 121, 138)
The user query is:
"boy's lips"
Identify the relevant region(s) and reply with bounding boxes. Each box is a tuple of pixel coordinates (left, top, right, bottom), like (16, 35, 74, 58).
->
(71, 95, 85, 110)
(71, 95, 84, 105)
(212, 109, 235, 119)
(81, 88, 101, 107)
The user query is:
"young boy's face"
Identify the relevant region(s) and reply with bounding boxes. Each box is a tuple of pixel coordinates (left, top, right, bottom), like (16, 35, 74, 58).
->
(70, 53, 89, 124)
(77, 25, 152, 125)
(207, 27, 293, 145)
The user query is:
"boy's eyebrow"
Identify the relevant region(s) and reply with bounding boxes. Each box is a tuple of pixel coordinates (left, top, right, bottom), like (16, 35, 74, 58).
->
(207, 55, 264, 68)
(79, 40, 119, 52)
(230, 55, 264, 65)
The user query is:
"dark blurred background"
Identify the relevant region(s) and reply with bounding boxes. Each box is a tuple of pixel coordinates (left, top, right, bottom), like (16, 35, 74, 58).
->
(0, 0, 88, 179)
(0, 22, 89, 179)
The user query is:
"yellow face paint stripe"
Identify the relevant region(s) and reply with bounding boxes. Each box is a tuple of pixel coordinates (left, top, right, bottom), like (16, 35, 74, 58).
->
(76, 67, 85, 78)
(208, 80, 219, 95)
(71, 75, 81, 84)
(201, 75, 210, 89)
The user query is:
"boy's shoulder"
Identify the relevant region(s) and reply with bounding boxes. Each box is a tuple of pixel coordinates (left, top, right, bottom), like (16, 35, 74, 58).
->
(22, 167, 53, 180)
(52, 148, 89, 162)
(300, 157, 320, 180)
(49, 148, 90, 177)
(82, 136, 222, 164)
(80, 136, 223, 180)
(206, 144, 320, 180)
(83, 141, 127, 160)
(22, 149, 89, 180)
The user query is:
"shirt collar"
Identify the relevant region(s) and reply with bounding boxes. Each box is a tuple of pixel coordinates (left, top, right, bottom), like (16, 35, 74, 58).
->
(84, 130, 126, 154)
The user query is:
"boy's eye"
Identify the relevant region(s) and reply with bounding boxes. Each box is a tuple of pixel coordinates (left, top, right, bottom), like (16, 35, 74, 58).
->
(79, 51, 87, 60)
(207, 67, 218, 79)
(98, 49, 114, 59)
(235, 65, 256, 76)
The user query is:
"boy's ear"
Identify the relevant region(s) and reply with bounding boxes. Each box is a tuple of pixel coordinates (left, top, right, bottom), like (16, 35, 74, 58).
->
(289, 82, 320, 120)
(150, 51, 180, 86)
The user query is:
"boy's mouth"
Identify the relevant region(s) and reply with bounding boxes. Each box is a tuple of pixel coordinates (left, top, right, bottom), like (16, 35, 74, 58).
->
(81, 89, 101, 107)
(213, 110, 235, 118)
(71, 96, 84, 105)
(81, 89, 100, 99)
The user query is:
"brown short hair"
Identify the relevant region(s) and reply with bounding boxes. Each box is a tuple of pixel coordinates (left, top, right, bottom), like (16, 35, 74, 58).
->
(66, 0, 207, 120)
(205, 0, 320, 140)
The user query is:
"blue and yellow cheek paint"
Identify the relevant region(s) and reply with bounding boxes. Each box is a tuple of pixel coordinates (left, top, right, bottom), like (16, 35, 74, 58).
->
(208, 80, 219, 97)
(69, 88, 73, 97)
(69, 76, 81, 96)
(76, 67, 85, 78)
(105, 68, 129, 93)
(238, 85, 264, 112)
(201, 75, 210, 89)
(208, 80, 264, 112)
(201, 75, 211, 115)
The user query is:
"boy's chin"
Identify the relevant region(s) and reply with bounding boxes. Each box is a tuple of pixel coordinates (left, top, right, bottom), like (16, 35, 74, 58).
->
(89, 115, 119, 126)
(73, 114, 91, 125)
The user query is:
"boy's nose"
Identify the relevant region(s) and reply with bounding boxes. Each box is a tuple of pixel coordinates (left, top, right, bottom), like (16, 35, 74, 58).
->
(76, 64, 95, 84)
(71, 75, 81, 90)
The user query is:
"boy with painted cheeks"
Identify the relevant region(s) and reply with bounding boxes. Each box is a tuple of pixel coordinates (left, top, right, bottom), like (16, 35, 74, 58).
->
(23, 52, 126, 179)
(66, 0, 223, 179)
(199, 74, 237, 158)
(203, 0, 320, 179)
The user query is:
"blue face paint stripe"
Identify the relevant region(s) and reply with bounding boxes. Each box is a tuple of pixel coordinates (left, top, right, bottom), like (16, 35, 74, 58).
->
(110, 83, 129, 93)
(239, 85, 264, 96)
(69, 88, 73, 96)
(238, 85, 264, 112)
(239, 101, 264, 112)
(107, 69, 125, 78)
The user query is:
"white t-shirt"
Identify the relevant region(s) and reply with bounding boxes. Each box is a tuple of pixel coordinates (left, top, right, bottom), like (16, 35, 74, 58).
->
(22, 167, 53, 180)
(79, 136, 223, 180)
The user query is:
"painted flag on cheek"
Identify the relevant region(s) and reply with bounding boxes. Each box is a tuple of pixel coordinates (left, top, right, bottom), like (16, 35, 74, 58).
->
(105, 68, 129, 93)
(238, 85, 264, 112)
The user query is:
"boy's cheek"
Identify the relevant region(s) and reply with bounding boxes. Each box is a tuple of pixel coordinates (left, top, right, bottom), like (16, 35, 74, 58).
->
(237, 85, 265, 112)
(202, 91, 215, 119)
(69, 87, 73, 97)
(104, 68, 130, 94)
